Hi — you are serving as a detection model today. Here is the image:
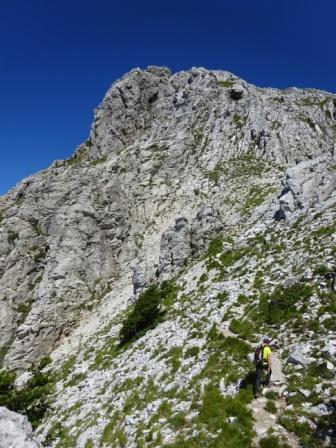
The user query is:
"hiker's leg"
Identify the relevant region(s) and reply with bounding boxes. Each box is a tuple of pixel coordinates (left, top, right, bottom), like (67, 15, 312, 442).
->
(264, 368, 272, 386)
(254, 367, 262, 396)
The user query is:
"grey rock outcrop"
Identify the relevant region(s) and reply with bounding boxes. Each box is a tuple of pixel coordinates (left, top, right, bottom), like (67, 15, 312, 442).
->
(132, 264, 148, 295)
(0, 407, 41, 448)
(275, 156, 336, 219)
(158, 206, 223, 279)
(287, 347, 315, 366)
(190, 205, 223, 255)
(159, 217, 191, 279)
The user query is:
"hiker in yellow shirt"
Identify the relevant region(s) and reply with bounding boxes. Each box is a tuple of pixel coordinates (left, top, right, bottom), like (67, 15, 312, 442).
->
(253, 336, 272, 398)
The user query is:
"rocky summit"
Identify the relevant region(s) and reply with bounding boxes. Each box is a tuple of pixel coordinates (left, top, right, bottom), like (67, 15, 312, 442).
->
(0, 66, 335, 448)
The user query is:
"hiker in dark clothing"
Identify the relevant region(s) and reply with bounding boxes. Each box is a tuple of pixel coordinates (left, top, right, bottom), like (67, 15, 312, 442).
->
(253, 337, 272, 398)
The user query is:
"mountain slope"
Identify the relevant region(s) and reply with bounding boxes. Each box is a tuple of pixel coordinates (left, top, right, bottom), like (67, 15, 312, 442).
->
(0, 66, 335, 447)
(32, 206, 335, 447)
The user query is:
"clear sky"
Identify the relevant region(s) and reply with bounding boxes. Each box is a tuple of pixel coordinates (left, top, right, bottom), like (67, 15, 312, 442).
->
(0, 0, 335, 194)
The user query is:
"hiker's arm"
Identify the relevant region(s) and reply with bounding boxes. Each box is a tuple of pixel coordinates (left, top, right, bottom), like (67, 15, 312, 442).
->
(268, 354, 272, 370)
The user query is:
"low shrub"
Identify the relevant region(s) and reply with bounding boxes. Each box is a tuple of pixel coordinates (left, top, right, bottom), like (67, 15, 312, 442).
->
(7, 230, 19, 243)
(0, 369, 16, 403)
(199, 385, 253, 446)
(119, 281, 177, 344)
(0, 357, 54, 428)
(217, 80, 235, 88)
(207, 238, 223, 257)
(217, 291, 229, 306)
(169, 412, 186, 429)
(185, 346, 200, 357)
(91, 155, 107, 166)
(307, 362, 334, 381)
(278, 412, 317, 447)
(265, 399, 277, 413)
(265, 390, 279, 400)
(198, 273, 208, 283)
(33, 247, 46, 263)
(259, 283, 313, 324)
(313, 265, 330, 276)
(259, 435, 290, 448)
(229, 319, 255, 341)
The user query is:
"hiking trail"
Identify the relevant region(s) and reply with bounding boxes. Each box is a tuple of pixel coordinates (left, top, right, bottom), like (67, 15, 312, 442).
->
(217, 323, 300, 447)
(249, 352, 300, 447)
(250, 352, 299, 448)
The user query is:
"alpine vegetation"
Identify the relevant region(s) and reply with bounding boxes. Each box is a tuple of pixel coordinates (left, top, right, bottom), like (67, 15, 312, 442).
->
(0, 66, 335, 447)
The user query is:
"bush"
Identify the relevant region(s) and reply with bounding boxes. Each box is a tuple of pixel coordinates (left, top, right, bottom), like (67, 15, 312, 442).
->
(7, 230, 19, 243)
(199, 273, 208, 283)
(229, 319, 255, 341)
(0, 369, 16, 406)
(220, 248, 246, 267)
(265, 390, 279, 400)
(221, 336, 251, 360)
(259, 283, 313, 324)
(119, 283, 174, 344)
(91, 155, 107, 166)
(199, 386, 253, 446)
(217, 291, 229, 306)
(33, 247, 46, 263)
(307, 362, 334, 380)
(265, 399, 277, 413)
(313, 265, 330, 276)
(185, 346, 200, 358)
(169, 412, 186, 429)
(0, 358, 54, 429)
(278, 413, 316, 446)
(207, 238, 223, 257)
(259, 435, 289, 448)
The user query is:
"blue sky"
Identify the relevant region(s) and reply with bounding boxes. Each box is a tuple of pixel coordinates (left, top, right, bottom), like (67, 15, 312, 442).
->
(0, 0, 335, 194)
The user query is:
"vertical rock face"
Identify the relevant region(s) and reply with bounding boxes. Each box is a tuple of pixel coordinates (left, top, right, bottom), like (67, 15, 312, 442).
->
(158, 206, 223, 279)
(274, 157, 336, 219)
(190, 205, 223, 256)
(159, 217, 191, 279)
(0, 66, 336, 370)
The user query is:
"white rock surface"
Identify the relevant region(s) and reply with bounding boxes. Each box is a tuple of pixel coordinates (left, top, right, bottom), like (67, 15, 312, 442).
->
(1, 66, 335, 369)
(0, 407, 41, 448)
(0, 66, 336, 447)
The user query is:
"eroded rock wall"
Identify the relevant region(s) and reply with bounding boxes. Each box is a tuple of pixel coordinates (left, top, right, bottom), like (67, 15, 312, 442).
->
(0, 66, 335, 370)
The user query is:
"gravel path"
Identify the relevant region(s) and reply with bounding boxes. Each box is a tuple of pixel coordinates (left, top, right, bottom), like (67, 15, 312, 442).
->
(249, 352, 300, 447)
(217, 322, 300, 447)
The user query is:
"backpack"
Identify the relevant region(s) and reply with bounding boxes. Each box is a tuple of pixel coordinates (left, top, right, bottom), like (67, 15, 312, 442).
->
(254, 345, 264, 367)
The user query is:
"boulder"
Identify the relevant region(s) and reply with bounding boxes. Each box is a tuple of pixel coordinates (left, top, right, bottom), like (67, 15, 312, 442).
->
(287, 348, 314, 366)
(0, 407, 41, 448)
(299, 388, 311, 398)
(310, 403, 330, 417)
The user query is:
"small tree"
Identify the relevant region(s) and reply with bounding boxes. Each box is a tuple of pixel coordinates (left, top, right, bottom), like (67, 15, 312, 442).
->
(119, 284, 162, 344)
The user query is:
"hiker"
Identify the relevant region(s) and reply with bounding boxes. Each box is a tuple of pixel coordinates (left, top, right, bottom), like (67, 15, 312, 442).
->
(253, 336, 272, 398)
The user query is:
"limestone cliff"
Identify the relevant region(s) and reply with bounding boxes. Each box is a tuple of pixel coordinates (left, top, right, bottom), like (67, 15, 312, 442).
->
(0, 67, 335, 448)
